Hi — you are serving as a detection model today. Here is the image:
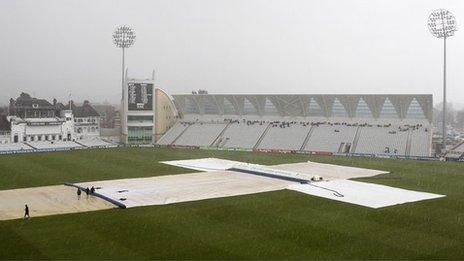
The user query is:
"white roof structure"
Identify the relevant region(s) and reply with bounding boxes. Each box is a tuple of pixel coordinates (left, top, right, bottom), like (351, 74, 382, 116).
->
(172, 94, 433, 122)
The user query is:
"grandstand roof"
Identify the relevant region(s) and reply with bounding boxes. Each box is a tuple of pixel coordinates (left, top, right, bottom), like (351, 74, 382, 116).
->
(172, 94, 433, 122)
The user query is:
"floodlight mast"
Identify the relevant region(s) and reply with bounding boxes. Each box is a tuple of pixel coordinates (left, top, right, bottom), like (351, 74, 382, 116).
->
(112, 25, 136, 98)
(427, 9, 457, 152)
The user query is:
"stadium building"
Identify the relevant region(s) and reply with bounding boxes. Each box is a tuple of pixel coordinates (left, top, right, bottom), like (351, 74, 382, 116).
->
(154, 93, 433, 157)
(1, 86, 434, 158)
(0, 92, 112, 153)
(120, 78, 178, 144)
(69, 100, 101, 140)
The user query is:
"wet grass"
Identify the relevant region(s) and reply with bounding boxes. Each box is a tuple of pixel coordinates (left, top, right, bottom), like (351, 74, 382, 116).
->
(0, 148, 463, 259)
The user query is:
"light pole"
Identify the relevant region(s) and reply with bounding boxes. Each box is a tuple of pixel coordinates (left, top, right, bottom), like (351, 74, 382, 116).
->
(427, 9, 457, 152)
(112, 25, 136, 97)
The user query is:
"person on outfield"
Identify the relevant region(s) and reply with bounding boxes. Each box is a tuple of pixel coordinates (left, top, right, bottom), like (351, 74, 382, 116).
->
(24, 204, 30, 219)
(90, 186, 95, 194)
(85, 187, 90, 198)
(77, 188, 81, 200)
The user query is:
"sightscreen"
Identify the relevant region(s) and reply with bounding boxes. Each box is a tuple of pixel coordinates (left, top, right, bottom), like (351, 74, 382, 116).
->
(127, 82, 153, 111)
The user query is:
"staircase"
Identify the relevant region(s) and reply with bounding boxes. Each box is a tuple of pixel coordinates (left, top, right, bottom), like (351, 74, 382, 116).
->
(350, 126, 362, 153)
(253, 123, 271, 149)
(209, 122, 231, 147)
(170, 124, 192, 145)
(299, 126, 314, 151)
(405, 129, 412, 157)
(24, 142, 37, 150)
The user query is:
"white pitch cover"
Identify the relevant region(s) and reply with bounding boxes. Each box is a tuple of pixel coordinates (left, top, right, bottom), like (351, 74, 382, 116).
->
(161, 158, 445, 209)
(161, 158, 241, 172)
(288, 180, 445, 208)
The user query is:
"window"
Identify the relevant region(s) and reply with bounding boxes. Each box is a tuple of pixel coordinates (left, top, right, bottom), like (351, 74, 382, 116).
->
(243, 98, 257, 115)
(128, 126, 153, 143)
(308, 98, 323, 116)
(264, 99, 278, 115)
(332, 98, 348, 117)
(379, 98, 398, 119)
(223, 98, 235, 115)
(52, 135, 55, 141)
(45, 135, 49, 141)
(23, 136, 26, 142)
(203, 98, 218, 114)
(355, 99, 372, 118)
(59, 135, 62, 140)
(38, 135, 42, 141)
(127, 116, 153, 123)
(30, 136, 34, 141)
(185, 98, 198, 114)
(406, 99, 426, 119)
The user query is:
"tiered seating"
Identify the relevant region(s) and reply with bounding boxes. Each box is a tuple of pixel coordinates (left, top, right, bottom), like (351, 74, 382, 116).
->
(158, 117, 432, 157)
(77, 138, 115, 148)
(0, 143, 34, 152)
(216, 121, 268, 149)
(173, 123, 227, 147)
(28, 141, 82, 150)
(258, 122, 310, 150)
(355, 126, 408, 155)
(409, 127, 431, 157)
(452, 142, 464, 152)
(304, 124, 357, 153)
(157, 122, 190, 145)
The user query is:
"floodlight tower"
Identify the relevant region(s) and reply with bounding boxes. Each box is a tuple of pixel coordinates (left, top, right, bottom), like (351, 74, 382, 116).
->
(112, 25, 136, 96)
(428, 9, 457, 151)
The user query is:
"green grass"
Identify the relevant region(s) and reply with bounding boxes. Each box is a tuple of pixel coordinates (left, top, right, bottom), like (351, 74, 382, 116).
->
(0, 148, 464, 259)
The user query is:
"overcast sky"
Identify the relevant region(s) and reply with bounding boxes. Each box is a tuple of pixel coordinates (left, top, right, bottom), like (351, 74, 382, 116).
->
(0, 0, 463, 106)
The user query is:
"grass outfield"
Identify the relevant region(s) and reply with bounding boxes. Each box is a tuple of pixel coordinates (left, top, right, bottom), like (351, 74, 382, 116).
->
(0, 148, 463, 259)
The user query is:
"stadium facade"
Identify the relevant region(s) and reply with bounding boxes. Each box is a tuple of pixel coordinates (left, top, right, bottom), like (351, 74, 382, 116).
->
(171, 94, 432, 121)
(0, 84, 434, 158)
(0, 93, 112, 153)
(120, 78, 178, 144)
(120, 85, 433, 157)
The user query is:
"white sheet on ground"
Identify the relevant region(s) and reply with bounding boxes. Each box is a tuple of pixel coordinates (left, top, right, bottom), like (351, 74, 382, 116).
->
(271, 161, 389, 180)
(78, 171, 292, 208)
(288, 180, 445, 208)
(161, 158, 389, 180)
(161, 158, 241, 172)
(159, 158, 444, 208)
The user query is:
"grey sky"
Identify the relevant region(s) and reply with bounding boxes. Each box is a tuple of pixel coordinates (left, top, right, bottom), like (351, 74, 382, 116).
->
(0, 0, 463, 106)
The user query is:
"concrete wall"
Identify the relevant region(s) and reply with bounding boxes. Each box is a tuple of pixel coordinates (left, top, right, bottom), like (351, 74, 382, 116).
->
(154, 89, 178, 142)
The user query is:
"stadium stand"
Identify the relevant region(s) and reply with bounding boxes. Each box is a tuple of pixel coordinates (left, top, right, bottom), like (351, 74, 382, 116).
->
(173, 122, 228, 147)
(409, 125, 432, 157)
(156, 122, 191, 145)
(0, 143, 34, 152)
(76, 138, 115, 148)
(305, 123, 358, 153)
(218, 120, 268, 149)
(354, 124, 409, 155)
(159, 94, 434, 157)
(445, 140, 464, 160)
(258, 122, 310, 151)
(27, 141, 82, 150)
